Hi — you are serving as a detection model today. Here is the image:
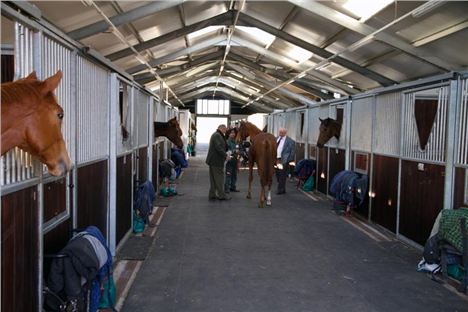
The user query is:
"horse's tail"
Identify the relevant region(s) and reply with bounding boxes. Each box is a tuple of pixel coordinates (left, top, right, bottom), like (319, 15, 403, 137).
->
(263, 138, 274, 185)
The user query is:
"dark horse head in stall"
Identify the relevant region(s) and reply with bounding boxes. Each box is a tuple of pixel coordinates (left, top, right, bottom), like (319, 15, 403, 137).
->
(154, 117, 183, 149)
(317, 118, 342, 148)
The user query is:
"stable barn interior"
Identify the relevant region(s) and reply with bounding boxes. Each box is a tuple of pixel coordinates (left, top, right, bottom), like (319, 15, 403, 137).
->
(1, 1, 468, 311)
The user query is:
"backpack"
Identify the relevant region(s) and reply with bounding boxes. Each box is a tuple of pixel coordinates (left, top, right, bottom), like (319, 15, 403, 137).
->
(423, 235, 440, 264)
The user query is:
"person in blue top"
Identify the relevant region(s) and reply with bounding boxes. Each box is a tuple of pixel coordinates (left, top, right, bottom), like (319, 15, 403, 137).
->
(224, 128, 240, 193)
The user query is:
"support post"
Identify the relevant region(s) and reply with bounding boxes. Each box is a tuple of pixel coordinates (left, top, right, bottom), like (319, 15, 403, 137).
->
(443, 77, 461, 210)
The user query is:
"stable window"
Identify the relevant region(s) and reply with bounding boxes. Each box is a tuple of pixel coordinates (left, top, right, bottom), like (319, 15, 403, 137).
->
(354, 152, 368, 174)
(299, 112, 305, 138)
(119, 82, 130, 141)
(196, 99, 230, 115)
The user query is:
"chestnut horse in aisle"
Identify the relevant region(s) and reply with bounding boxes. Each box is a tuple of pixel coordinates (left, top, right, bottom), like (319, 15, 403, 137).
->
(154, 117, 184, 149)
(316, 117, 342, 148)
(1, 71, 71, 176)
(237, 121, 277, 208)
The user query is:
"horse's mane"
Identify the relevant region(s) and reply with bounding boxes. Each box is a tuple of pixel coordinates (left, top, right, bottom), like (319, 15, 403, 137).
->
(154, 121, 171, 129)
(1, 81, 45, 118)
(1, 80, 42, 106)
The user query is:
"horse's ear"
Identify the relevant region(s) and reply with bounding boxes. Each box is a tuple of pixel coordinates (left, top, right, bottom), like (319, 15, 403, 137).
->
(25, 71, 38, 80)
(319, 118, 324, 123)
(41, 70, 63, 95)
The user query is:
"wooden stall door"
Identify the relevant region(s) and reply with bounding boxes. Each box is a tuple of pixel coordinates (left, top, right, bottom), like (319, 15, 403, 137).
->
(399, 161, 445, 245)
(453, 167, 467, 209)
(295, 143, 305, 163)
(43, 178, 66, 223)
(328, 148, 346, 196)
(371, 155, 398, 232)
(152, 144, 159, 188)
(317, 147, 328, 194)
(116, 154, 132, 245)
(1, 187, 38, 312)
(138, 147, 148, 182)
(77, 160, 108, 237)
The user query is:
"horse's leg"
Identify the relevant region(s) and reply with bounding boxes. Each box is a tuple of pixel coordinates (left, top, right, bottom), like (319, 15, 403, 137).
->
(266, 184, 272, 206)
(259, 185, 265, 208)
(247, 163, 253, 199)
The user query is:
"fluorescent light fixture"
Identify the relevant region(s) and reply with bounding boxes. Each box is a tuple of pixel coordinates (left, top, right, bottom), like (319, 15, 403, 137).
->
(136, 55, 147, 65)
(237, 26, 276, 46)
(187, 26, 223, 40)
(343, 0, 394, 22)
(315, 61, 331, 71)
(348, 36, 374, 52)
(288, 45, 313, 64)
(297, 72, 307, 79)
(412, 0, 445, 18)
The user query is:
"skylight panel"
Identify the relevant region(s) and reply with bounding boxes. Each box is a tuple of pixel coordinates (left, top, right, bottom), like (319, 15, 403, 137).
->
(236, 26, 276, 46)
(187, 26, 223, 40)
(342, 0, 394, 22)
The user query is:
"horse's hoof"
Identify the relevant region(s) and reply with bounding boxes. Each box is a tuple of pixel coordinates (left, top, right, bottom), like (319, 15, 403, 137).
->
(246, 194, 251, 199)
(266, 201, 271, 206)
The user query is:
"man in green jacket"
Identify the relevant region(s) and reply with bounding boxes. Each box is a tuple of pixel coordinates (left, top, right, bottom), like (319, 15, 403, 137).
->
(206, 124, 231, 200)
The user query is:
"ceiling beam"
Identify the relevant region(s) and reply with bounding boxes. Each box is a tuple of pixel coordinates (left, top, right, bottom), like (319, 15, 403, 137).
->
(227, 52, 334, 99)
(238, 12, 396, 87)
(135, 50, 223, 83)
(177, 86, 273, 112)
(68, 0, 184, 40)
(231, 35, 358, 95)
(168, 70, 288, 108)
(287, 0, 456, 71)
(106, 11, 234, 61)
(127, 35, 226, 74)
(225, 63, 316, 106)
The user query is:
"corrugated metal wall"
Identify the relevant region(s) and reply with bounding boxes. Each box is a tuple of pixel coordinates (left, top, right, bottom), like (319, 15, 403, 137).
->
(76, 56, 109, 164)
(351, 97, 374, 152)
(135, 89, 150, 148)
(373, 92, 401, 156)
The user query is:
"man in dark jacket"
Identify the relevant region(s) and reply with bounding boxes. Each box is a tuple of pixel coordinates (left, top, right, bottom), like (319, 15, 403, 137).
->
(276, 127, 295, 194)
(224, 128, 240, 193)
(206, 124, 231, 200)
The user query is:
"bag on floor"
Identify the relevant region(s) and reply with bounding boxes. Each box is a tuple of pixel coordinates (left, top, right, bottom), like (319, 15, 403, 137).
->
(133, 210, 145, 234)
(303, 175, 314, 192)
(423, 235, 440, 264)
(99, 273, 117, 310)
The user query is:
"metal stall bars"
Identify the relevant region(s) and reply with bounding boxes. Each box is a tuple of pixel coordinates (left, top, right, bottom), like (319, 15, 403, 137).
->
(453, 75, 468, 209)
(41, 33, 75, 233)
(75, 55, 111, 241)
(1, 22, 37, 188)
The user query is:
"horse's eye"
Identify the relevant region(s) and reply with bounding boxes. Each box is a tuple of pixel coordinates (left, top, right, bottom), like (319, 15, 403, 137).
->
(57, 112, 64, 120)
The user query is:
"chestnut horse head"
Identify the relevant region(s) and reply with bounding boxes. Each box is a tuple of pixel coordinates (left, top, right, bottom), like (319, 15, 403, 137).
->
(154, 117, 183, 149)
(236, 121, 260, 143)
(317, 118, 342, 148)
(1, 71, 72, 176)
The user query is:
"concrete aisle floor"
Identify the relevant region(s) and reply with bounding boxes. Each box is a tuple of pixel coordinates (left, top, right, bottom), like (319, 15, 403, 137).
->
(122, 151, 467, 312)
